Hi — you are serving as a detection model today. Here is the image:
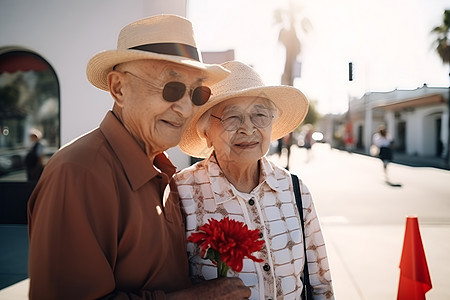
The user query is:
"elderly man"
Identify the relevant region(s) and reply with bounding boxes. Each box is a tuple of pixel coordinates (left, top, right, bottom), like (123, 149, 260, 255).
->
(27, 15, 250, 299)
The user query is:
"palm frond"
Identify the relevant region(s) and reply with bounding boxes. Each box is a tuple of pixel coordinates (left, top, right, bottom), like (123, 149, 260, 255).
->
(431, 10, 450, 64)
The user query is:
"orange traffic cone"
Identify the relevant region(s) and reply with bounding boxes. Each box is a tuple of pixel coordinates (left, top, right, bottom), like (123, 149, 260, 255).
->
(397, 216, 432, 300)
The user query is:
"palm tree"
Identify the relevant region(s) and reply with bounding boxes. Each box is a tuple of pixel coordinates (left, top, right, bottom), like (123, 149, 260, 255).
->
(431, 10, 450, 64)
(431, 10, 450, 166)
(274, 1, 311, 169)
(274, 1, 311, 86)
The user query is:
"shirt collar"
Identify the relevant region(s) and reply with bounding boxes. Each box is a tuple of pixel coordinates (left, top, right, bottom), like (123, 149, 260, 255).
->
(259, 156, 283, 192)
(207, 154, 283, 205)
(100, 111, 176, 191)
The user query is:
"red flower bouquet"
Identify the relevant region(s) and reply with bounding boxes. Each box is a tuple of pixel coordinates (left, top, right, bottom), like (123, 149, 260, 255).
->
(187, 217, 265, 278)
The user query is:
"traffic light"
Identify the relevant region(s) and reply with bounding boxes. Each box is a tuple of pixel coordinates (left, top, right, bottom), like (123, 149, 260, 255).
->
(349, 62, 353, 81)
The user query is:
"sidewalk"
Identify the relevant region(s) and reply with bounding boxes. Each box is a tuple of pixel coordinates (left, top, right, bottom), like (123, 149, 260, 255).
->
(283, 144, 450, 299)
(391, 151, 449, 170)
(351, 148, 450, 170)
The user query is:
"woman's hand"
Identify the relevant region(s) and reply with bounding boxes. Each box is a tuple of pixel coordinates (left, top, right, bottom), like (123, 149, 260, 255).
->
(166, 277, 250, 300)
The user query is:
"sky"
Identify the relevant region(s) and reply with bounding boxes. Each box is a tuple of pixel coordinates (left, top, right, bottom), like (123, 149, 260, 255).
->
(187, 0, 450, 114)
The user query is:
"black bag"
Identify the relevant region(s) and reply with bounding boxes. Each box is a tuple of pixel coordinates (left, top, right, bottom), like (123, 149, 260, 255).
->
(291, 173, 313, 300)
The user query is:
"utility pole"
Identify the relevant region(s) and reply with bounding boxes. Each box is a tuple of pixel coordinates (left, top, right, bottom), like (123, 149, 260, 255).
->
(345, 62, 354, 151)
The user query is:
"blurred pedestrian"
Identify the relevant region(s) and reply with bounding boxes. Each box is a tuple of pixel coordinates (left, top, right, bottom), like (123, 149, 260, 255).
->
(302, 123, 314, 162)
(24, 128, 44, 181)
(283, 132, 293, 170)
(344, 122, 355, 152)
(276, 137, 283, 157)
(372, 124, 393, 180)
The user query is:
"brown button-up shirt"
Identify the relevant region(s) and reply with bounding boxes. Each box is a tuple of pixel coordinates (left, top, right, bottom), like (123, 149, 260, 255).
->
(28, 111, 190, 299)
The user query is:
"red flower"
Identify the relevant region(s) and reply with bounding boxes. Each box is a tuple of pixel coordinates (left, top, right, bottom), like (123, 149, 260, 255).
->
(187, 217, 265, 276)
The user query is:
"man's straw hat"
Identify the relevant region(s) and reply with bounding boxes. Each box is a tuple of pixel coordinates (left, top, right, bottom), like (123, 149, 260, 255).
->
(86, 15, 229, 91)
(179, 61, 309, 158)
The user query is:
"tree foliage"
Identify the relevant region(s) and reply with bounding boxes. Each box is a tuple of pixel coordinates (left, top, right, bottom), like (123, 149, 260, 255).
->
(431, 10, 450, 64)
(302, 100, 320, 126)
(274, 1, 312, 86)
(0, 85, 22, 119)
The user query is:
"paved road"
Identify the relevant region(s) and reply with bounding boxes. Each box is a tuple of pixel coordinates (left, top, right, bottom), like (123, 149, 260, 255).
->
(269, 143, 450, 299)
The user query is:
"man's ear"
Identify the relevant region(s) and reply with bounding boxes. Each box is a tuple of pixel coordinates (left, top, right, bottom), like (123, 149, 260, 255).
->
(108, 71, 125, 108)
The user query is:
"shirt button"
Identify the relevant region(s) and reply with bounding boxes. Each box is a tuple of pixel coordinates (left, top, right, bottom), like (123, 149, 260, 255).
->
(263, 263, 270, 272)
(249, 199, 255, 206)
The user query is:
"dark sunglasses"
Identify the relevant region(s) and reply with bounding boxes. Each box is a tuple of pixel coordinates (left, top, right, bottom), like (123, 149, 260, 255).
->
(124, 71, 211, 106)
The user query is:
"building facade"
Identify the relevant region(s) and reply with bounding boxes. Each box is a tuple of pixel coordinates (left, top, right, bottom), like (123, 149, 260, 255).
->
(0, 0, 192, 179)
(330, 85, 449, 159)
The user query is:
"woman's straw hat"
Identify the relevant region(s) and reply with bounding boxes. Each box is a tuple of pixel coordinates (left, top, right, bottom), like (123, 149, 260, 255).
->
(86, 15, 229, 91)
(179, 61, 309, 158)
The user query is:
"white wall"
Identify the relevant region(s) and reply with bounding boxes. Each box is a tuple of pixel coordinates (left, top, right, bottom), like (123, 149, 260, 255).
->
(442, 110, 449, 158)
(405, 111, 421, 155)
(1, 0, 191, 169)
(385, 111, 395, 140)
(419, 105, 446, 156)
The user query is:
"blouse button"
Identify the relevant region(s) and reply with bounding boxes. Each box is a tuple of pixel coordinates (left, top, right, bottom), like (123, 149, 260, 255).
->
(263, 263, 270, 272)
(249, 199, 255, 206)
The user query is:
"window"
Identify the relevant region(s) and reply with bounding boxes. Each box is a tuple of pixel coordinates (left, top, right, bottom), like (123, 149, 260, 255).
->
(0, 48, 60, 182)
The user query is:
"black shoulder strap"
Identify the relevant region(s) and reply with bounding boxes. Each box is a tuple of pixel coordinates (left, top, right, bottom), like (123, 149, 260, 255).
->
(291, 173, 313, 300)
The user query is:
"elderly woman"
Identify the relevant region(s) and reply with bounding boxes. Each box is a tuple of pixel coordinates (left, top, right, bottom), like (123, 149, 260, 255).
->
(174, 61, 334, 299)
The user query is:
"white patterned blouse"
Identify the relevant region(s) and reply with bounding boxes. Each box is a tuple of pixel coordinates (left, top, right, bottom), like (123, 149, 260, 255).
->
(174, 154, 334, 300)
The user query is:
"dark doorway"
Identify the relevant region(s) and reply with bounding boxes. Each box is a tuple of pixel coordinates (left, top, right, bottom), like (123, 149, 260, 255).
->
(396, 121, 406, 152)
(436, 118, 443, 157)
(356, 125, 363, 149)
